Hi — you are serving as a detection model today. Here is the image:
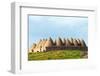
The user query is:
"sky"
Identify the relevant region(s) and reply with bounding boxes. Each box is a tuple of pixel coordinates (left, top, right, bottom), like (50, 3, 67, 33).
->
(28, 15, 88, 48)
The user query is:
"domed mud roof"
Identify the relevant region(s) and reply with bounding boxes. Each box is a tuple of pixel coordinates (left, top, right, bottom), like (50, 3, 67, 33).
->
(65, 38, 71, 46)
(70, 38, 74, 45)
(56, 37, 63, 46)
(77, 39, 81, 45)
(44, 37, 53, 47)
(32, 43, 36, 49)
(62, 38, 66, 45)
(80, 39, 87, 47)
(73, 39, 78, 47)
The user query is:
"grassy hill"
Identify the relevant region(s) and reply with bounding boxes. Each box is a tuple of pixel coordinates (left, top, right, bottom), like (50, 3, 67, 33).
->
(28, 50, 87, 61)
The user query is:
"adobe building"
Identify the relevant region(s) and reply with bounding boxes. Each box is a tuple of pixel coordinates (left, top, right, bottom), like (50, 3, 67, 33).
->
(29, 37, 88, 52)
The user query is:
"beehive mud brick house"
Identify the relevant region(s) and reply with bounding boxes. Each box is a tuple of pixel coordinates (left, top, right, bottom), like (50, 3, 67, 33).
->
(29, 37, 88, 52)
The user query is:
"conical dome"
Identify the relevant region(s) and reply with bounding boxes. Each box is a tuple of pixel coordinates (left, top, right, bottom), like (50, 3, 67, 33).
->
(73, 39, 78, 47)
(41, 39, 47, 46)
(56, 37, 63, 46)
(70, 38, 73, 43)
(80, 39, 87, 47)
(29, 43, 36, 52)
(77, 39, 81, 45)
(53, 39, 56, 46)
(35, 39, 42, 48)
(32, 43, 36, 49)
(41, 39, 47, 51)
(70, 38, 74, 46)
(44, 37, 53, 47)
(62, 38, 66, 45)
(33, 39, 42, 52)
(65, 38, 71, 46)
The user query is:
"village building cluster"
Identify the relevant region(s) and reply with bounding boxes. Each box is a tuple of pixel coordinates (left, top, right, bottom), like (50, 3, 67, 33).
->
(29, 37, 88, 52)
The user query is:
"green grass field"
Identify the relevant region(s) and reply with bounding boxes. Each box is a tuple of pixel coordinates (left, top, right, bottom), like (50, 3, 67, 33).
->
(28, 50, 88, 61)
